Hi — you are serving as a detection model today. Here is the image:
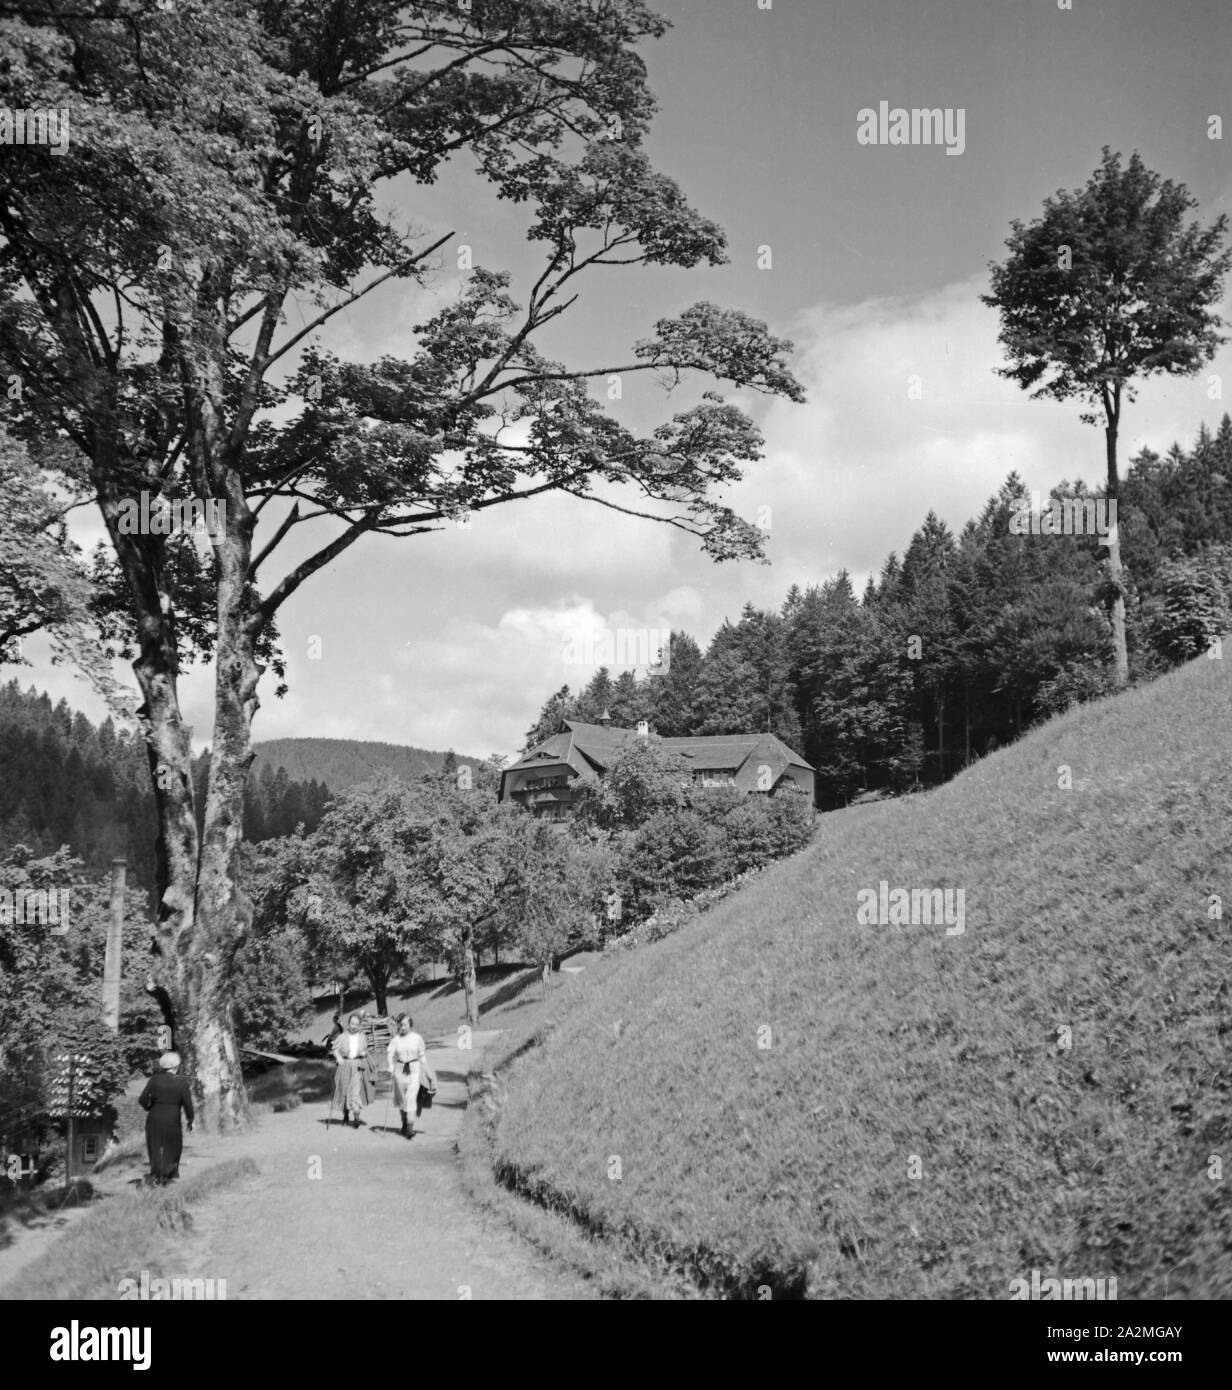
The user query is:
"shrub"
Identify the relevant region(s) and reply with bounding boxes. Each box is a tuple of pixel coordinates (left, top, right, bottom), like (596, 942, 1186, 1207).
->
(231, 926, 315, 1050)
(621, 810, 724, 915)
(1145, 544, 1232, 663)
(1034, 660, 1113, 717)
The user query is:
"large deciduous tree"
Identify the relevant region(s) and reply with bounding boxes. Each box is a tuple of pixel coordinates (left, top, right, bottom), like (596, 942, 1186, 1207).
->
(0, 1, 802, 1126)
(983, 148, 1230, 688)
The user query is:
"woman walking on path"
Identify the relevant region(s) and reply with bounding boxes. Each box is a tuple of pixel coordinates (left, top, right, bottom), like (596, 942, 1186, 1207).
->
(333, 1013, 374, 1127)
(137, 1052, 193, 1185)
(386, 1014, 435, 1139)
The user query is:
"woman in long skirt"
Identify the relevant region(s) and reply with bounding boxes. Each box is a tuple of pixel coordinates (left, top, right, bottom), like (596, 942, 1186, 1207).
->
(332, 1013, 374, 1127)
(386, 1014, 435, 1139)
(137, 1052, 194, 1184)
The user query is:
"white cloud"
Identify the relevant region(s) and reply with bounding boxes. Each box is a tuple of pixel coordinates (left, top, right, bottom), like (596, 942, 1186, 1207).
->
(733, 274, 1232, 586)
(382, 595, 688, 755)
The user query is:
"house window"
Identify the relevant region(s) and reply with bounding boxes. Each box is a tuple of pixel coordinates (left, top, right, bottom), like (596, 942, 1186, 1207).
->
(81, 1135, 100, 1164)
(693, 768, 736, 786)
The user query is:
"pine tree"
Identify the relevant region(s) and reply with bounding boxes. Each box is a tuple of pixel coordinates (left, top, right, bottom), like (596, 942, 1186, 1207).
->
(649, 632, 703, 736)
(575, 667, 616, 724)
(523, 685, 575, 750)
(899, 513, 958, 781)
(608, 670, 650, 728)
(691, 642, 761, 736)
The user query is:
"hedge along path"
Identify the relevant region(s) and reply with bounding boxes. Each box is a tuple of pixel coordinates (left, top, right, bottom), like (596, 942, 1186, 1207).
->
(171, 1031, 589, 1299)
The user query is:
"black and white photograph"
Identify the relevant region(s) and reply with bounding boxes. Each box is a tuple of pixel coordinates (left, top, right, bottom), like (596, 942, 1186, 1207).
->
(0, 0, 1229, 1354)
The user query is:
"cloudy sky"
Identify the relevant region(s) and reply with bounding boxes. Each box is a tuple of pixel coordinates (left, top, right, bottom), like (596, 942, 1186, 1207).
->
(16, 0, 1232, 759)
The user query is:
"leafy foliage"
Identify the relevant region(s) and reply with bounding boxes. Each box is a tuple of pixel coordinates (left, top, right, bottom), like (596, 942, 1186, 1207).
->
(499, 818, 616, 971)
(571, 738, 814, 924)
(0, 845, 162, 1141)
(982, 149, 1230, 418)
(232, 837, 317, 1049)
(1143, 545, 1232, 663)
(0, 0, 805, 1116)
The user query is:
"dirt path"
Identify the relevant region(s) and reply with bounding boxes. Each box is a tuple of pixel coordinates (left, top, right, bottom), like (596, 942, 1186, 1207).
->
(161, 1031, 584, 1300)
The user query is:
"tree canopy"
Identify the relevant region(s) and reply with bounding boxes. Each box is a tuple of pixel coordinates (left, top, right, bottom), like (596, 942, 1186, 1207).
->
(983, 148, 1230, 686)
(0, 0, 805, 1125)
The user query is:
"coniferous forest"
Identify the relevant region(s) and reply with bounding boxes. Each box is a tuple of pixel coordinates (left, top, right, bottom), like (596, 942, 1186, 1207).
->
(0, 685, 331, 895)
(525, 417, 1232, 808)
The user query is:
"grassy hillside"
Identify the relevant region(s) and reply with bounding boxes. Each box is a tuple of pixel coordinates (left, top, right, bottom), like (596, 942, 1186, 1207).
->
(251, 737, 478, 791)
(488, 648, 1232, 1298)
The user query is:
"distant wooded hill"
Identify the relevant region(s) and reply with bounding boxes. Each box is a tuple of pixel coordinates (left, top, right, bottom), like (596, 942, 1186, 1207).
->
(0, 696, 471, 892)
(250, 738, 475, 792)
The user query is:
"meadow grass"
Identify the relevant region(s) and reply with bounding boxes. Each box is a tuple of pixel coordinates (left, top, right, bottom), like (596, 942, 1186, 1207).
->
(456, 1016, 685, 1299)
(489, 650, 1232, 1298)
(1, 1158, 257, 1300)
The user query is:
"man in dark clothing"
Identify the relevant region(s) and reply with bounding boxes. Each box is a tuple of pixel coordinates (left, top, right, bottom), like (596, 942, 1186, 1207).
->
(137, 1052, 194, 1184)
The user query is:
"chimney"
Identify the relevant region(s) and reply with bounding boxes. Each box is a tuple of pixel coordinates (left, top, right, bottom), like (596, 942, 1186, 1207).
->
(599, 708, 612, 726)
(637, 720, 649, 738)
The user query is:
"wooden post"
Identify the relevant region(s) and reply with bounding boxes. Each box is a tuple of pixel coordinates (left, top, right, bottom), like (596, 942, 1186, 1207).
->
(101, 858, 126, 1031)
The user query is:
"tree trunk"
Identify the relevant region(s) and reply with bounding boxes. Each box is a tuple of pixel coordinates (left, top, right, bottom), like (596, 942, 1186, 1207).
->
(936, 689, 945, 781)
(963, 681, 971, 767)
(366, 966, 389, 1017)
(461, 922, 479, 1027)
(96, 445, 208, 1114)
(186, 488, 260, 1132)
(105, 434, 258, 1132)
(1105, 420, 1129, 688)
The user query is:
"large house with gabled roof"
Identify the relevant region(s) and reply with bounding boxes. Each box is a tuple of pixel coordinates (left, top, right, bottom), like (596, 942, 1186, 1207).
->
(499, 716, 816, 820)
